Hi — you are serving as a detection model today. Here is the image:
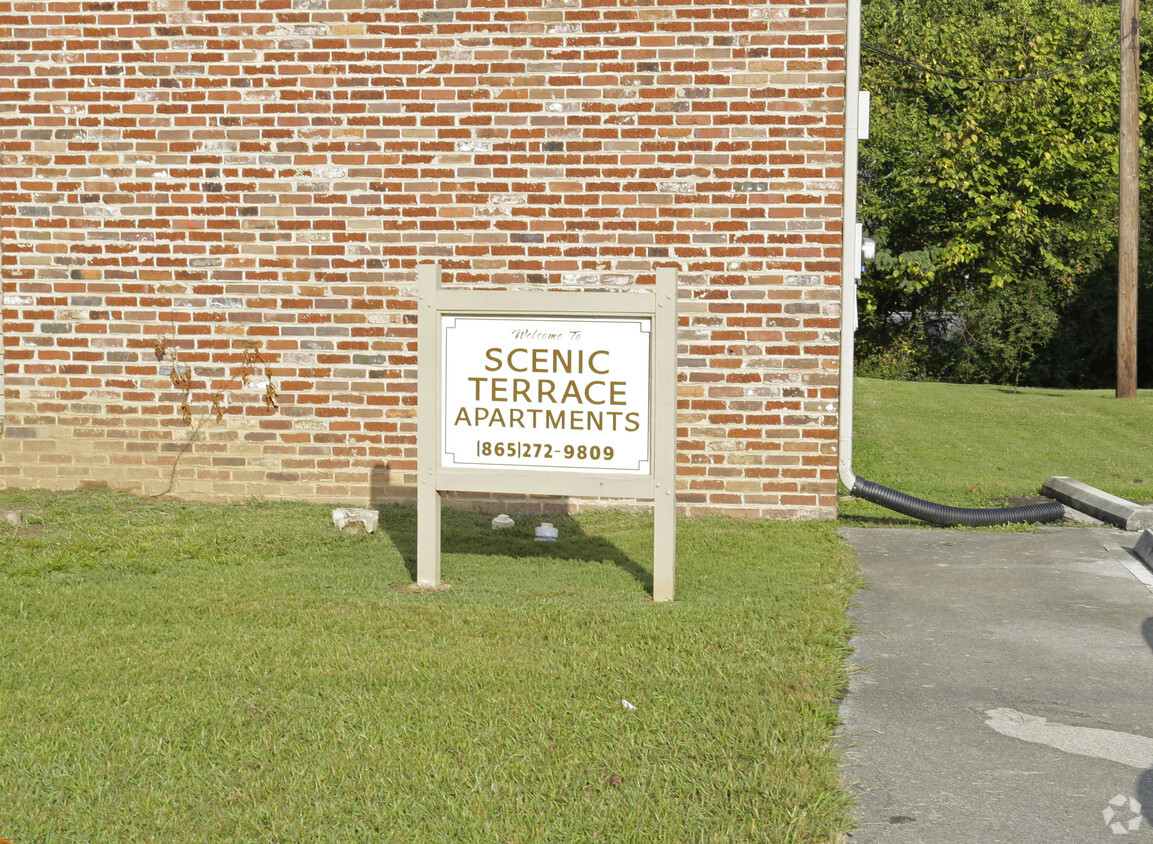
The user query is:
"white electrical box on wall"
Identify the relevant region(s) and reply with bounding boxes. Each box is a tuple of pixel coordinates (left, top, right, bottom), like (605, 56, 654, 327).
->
(858, 90, 871, 140)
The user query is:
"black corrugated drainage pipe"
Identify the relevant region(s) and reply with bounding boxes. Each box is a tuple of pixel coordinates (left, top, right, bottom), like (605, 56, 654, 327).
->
(851, 476, 1067, 527)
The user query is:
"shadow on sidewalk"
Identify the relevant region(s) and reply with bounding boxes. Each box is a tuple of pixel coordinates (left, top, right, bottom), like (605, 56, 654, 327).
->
(1139, 617, 1153, 827)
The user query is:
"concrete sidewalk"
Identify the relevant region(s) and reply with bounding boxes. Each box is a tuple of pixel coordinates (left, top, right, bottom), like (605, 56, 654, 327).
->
(838, 526, 1153, 843)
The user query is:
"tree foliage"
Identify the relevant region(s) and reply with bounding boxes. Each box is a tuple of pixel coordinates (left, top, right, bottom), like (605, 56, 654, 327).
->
(858, 0, 1135, 385)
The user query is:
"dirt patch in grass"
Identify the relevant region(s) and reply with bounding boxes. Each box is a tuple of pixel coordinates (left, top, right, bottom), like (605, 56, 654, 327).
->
(386, 581, 454, 594)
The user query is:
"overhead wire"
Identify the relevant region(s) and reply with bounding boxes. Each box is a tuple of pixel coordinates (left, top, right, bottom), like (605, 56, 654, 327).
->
(861, 14, 1149, 85)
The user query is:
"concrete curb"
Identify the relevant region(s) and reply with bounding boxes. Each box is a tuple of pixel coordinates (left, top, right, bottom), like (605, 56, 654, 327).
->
(1041, 476, 1153, 532)
(1135, 530, 1153, 570)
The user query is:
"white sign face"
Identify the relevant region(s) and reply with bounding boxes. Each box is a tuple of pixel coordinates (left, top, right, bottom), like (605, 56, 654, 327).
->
(441, 315, 652, 474)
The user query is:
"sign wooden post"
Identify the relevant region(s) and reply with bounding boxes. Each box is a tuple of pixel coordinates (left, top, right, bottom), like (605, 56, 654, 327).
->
(416, 264, 678, 601)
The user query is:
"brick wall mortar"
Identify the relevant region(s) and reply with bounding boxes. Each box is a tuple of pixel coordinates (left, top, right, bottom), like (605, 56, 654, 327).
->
(1, 0, 847, 519)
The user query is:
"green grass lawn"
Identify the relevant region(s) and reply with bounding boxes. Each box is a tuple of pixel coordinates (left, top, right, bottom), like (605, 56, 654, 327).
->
(843, 378, 1153, 523)
(0, 489, 860, 843)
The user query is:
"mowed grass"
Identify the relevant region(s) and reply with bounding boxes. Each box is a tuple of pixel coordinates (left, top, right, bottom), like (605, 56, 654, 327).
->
(842, 378, 1153, 523)
(0, 489, 860, 843)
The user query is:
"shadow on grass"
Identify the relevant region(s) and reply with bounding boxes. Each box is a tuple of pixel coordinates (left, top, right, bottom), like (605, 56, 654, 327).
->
(836, 514, 926, 529)
(376, 505, 654, 596)
(991, 388, 1071, 398)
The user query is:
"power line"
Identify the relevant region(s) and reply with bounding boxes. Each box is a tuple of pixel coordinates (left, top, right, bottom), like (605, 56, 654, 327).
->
(861, 18, 1147, 85)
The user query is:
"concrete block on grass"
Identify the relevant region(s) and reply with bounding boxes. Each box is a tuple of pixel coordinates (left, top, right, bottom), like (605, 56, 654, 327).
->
(1041, 476, 1153, 532)
(332, 508, 379, 534)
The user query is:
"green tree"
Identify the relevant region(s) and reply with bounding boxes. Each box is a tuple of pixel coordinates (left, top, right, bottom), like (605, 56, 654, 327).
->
(858, 0, 1124, 385)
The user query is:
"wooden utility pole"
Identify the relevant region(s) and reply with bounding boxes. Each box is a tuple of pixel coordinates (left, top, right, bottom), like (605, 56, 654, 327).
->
(1118, 0, 1140, 398)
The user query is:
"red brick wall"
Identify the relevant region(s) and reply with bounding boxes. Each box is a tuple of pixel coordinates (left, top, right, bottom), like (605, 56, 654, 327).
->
(0, 0, 847, 518)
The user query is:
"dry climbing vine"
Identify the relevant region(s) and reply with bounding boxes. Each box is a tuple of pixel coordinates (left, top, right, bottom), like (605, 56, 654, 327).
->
(153, 338, 280, 426)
